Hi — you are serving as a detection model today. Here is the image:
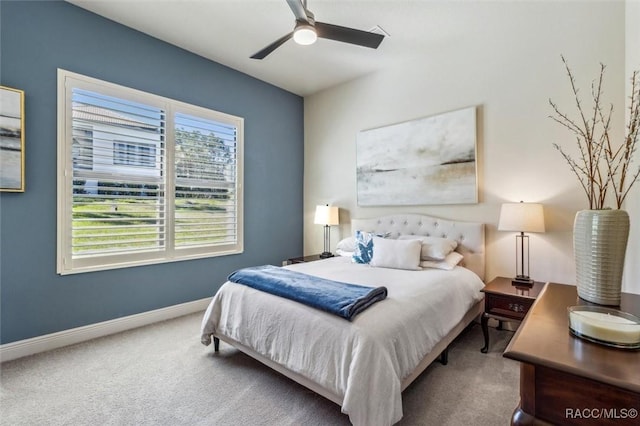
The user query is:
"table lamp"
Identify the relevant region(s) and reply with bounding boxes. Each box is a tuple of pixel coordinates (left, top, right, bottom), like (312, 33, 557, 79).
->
(498, 201, 545, 286)
(314, 204, 339, 258)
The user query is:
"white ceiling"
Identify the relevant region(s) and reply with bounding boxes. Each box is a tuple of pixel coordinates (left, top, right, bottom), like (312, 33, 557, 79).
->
(66, 0, 508, 96)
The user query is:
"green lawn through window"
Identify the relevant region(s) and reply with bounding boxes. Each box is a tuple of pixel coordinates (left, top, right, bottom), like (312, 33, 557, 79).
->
(72, 197, 232, 255)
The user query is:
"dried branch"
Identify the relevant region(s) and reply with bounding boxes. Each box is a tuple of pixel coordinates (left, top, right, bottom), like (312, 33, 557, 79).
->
(553, 143, 592, 206)
(550, 57, 640, 210)
(610, 71, 640, 208)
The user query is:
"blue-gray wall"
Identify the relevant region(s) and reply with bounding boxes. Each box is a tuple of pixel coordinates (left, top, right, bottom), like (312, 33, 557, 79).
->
(0, 1, 303, 344)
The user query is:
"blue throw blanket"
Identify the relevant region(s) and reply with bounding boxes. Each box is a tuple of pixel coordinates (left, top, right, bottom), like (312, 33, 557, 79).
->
(227, 265, 387, 321)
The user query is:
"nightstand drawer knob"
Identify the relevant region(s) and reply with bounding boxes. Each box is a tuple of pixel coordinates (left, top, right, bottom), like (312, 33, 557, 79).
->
(509, 303, 526, 313)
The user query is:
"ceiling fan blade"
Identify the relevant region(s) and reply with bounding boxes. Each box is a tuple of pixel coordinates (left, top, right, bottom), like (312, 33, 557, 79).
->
(315, 22, 384, 49)
(250, 32, 293, 59)
(285, 0, 310, 22)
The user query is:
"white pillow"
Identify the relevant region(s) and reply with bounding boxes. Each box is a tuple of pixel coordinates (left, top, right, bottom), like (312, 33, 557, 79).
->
(420, 251, 464, 270)
(370, 237, 422, 270)
(398, 235, 458, 260)
(336, 249, 354, 257)
(336, 236, 356, 252)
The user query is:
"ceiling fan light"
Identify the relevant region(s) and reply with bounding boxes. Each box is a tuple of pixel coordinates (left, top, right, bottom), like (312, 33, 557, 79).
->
(293, 25, 317, 45)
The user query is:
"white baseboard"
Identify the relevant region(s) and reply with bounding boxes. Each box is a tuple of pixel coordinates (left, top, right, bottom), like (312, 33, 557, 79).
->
(0, 297, 212, 363)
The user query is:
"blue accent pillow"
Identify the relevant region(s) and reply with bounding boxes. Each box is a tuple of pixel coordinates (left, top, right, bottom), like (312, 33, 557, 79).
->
(352, 230, 374, 264)
(353, 230, 390, 264)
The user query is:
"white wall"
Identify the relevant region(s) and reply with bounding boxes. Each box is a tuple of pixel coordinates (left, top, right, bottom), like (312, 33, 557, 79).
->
(304, 1, 634, 289)
(623, 0, 640, 294)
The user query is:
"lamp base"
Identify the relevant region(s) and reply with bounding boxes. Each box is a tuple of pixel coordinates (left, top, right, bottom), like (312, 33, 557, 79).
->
(319, 252, 334, 259)
(512, 276, 534, 287)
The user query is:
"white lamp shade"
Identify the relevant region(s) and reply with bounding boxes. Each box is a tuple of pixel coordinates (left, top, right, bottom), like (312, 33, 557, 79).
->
(293, 24, 317, 45)
(314, 205, 339, 226)
(498, 202, 545, 233)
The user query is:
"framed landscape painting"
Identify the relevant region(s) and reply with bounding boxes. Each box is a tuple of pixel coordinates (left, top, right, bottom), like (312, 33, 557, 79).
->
(0, 85, 25, 192)
(356, 106, 477, 206)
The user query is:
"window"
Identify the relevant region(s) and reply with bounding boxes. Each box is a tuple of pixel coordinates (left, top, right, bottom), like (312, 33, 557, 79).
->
(57, 69, 243, 274)
(114, 142, 156, 168)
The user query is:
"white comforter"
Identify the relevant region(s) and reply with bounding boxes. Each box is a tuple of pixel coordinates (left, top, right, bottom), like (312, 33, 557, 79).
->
(201, 256, 484, 426)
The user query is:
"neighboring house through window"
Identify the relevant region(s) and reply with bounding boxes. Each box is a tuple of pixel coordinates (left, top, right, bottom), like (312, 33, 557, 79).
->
(57, 69, 244, 274)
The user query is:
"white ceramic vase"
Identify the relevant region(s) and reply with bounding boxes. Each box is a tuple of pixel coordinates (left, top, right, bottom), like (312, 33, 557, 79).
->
(573, 209, 630, 306)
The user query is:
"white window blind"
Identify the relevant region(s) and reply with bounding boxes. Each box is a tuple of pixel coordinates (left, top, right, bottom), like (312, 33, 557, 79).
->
(174, 112, 238, 249)
(71, 88, 166, 257)
(58, 69, 243, 274)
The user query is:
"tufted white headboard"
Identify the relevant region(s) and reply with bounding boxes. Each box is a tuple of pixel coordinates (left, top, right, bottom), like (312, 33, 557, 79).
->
(350, 214, 485, 281)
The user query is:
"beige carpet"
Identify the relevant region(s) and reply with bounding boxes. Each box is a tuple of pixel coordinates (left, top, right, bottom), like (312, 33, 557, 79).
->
(0, 312, 518, 425)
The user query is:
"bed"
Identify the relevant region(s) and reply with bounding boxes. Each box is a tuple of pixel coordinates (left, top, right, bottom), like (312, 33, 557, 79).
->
(201, 214, 485, 426)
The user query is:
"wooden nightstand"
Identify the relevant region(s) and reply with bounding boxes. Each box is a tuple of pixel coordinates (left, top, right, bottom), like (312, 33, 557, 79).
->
(286, 254, 325, 264)
(480, 276, 545, 353)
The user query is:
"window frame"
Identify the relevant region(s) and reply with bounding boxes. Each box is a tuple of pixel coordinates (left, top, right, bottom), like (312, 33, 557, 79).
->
(57, 69, 244, 275)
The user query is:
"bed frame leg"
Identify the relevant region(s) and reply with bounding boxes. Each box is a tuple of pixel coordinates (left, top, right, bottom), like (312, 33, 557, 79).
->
(213, 337, 220, 352)
(440, 347, 449, 365)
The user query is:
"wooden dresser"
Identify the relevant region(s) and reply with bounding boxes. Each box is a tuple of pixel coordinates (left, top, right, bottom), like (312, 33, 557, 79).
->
(503, 283, 640, 425)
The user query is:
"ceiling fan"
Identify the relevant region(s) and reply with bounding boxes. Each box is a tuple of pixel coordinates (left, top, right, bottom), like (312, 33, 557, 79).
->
(251, 0, 385, 60)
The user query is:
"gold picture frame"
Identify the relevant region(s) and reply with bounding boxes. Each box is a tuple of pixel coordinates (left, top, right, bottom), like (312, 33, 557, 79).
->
(0, 85, 25, 192)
